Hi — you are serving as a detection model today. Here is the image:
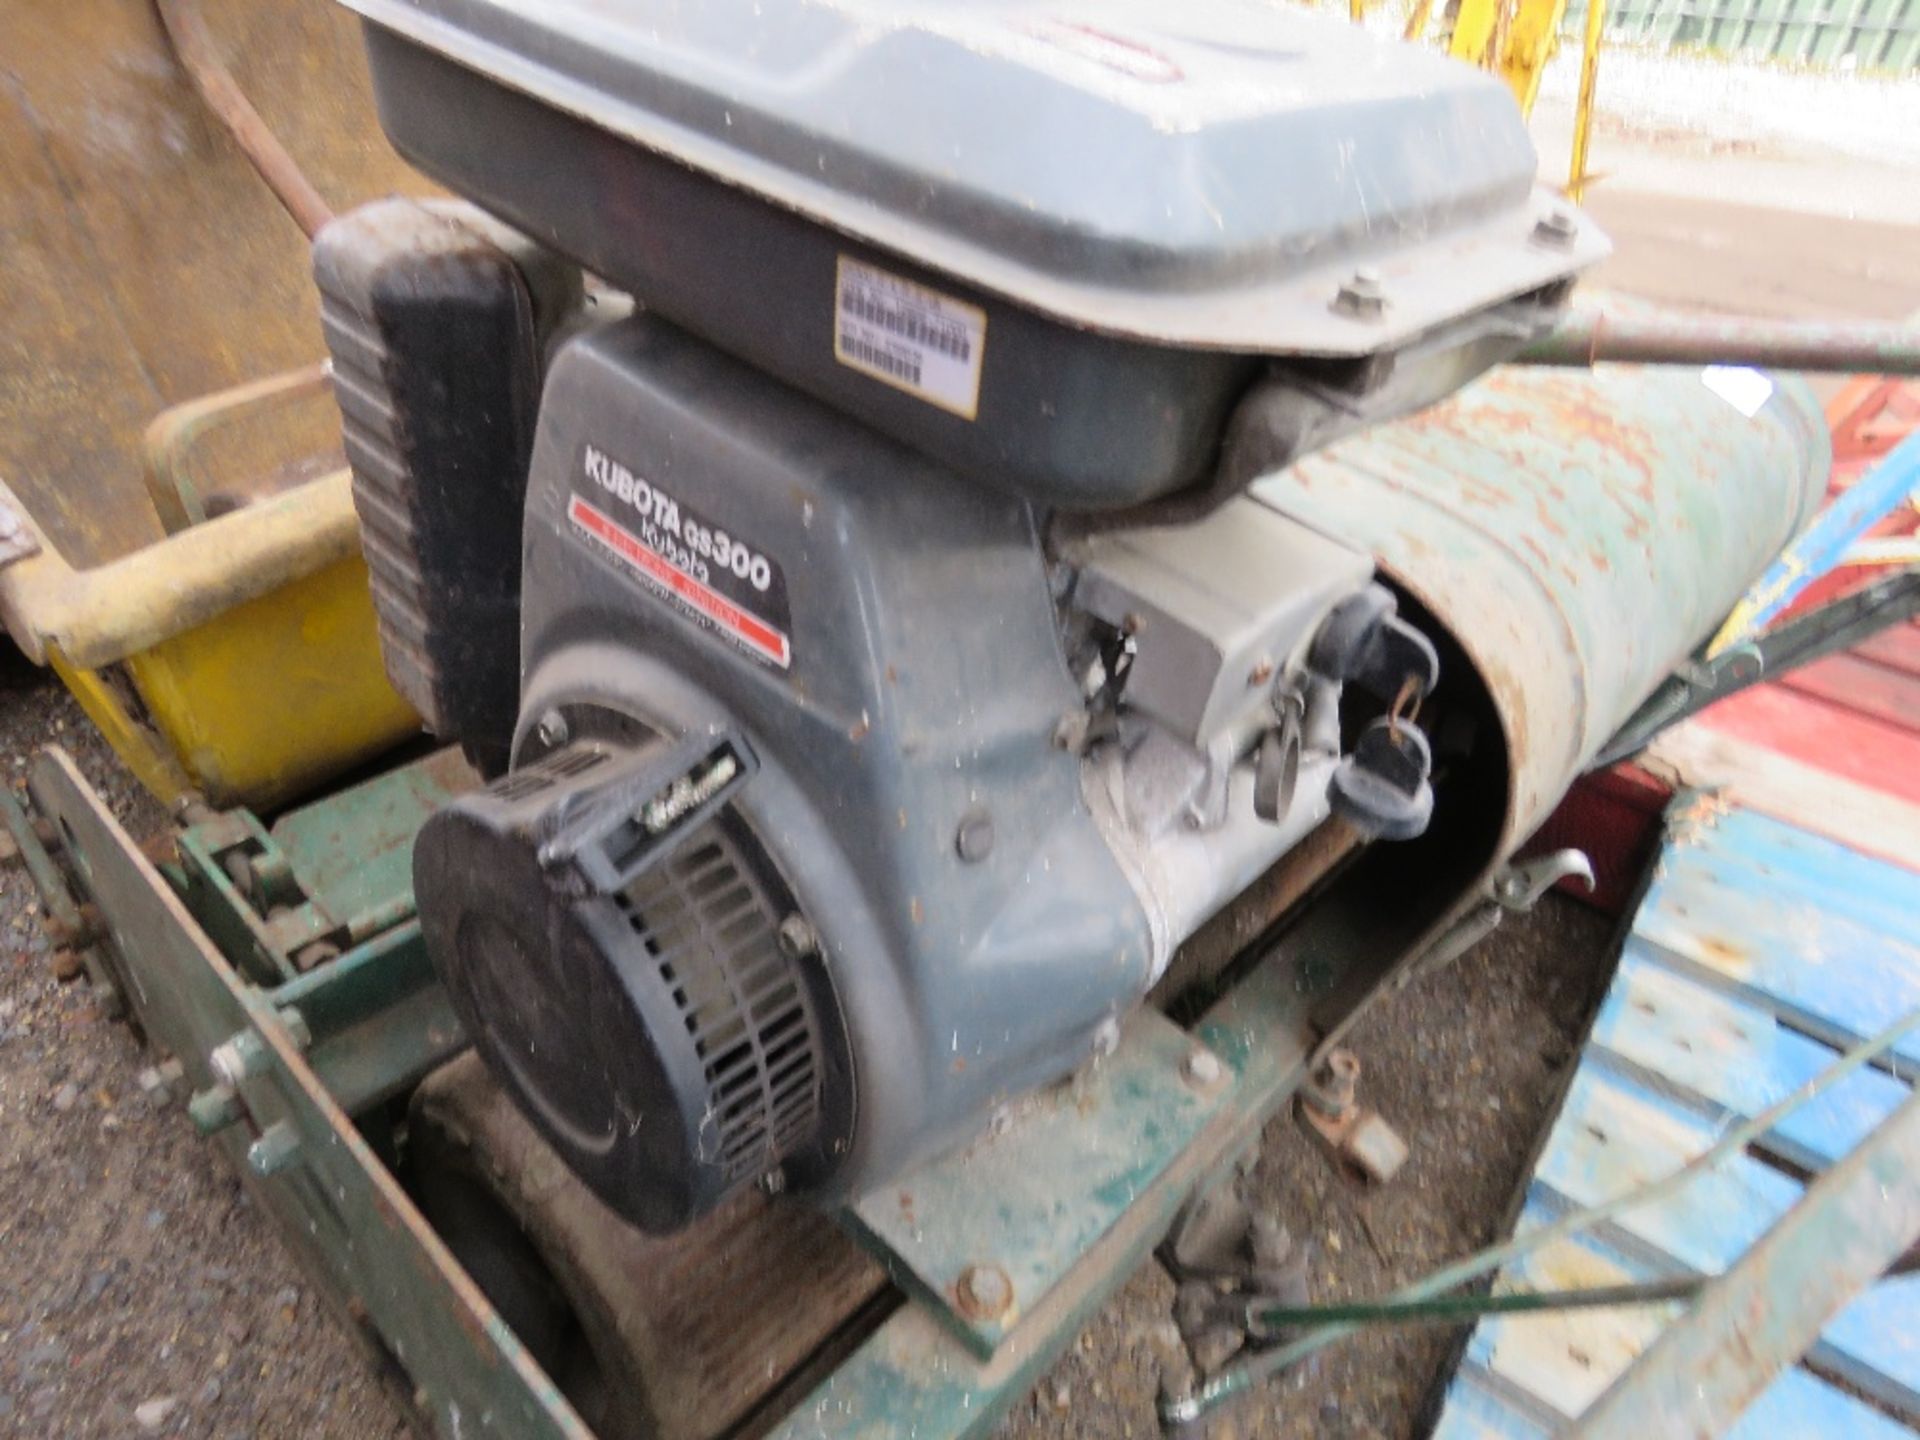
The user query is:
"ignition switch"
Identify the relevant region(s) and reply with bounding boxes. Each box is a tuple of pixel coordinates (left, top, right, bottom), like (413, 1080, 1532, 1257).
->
(1308, 585, 1438, 702)
(1310, 584, 1440, 841)
(1330, 716, 1434, 840)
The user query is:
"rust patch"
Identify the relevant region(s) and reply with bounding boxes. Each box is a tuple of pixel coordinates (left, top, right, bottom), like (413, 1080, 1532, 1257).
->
(1694, 934, 1751, 973)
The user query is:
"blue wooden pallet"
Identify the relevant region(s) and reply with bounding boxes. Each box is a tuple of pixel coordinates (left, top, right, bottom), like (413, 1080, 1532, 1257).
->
(1431, 801, 1920, 1438)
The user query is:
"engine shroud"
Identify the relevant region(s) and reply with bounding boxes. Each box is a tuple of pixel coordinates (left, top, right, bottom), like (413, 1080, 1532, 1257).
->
(416, 732, 855, 1232)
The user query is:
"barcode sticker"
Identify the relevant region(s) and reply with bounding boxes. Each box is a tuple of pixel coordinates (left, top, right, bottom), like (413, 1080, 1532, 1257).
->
(834, 257, 986, 419)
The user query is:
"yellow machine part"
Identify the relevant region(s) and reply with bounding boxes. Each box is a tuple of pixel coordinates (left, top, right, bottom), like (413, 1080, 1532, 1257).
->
(1447, 0, 1573, 119)
(48, 556, 418, 814)
(1, 1, 432, 811)
(126, 557, 419, 812)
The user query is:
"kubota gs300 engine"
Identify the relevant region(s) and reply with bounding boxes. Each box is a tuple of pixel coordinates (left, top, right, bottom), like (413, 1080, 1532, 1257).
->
(316, 0, 1605, 1233)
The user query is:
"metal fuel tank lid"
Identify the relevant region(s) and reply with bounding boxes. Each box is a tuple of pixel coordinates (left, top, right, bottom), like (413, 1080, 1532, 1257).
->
(338, 0, 1606, 355)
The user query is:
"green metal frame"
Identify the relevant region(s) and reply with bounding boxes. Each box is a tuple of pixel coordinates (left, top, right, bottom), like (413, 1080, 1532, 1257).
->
(24, 748, 586, 1438)
(15, 742, 1370, 1440)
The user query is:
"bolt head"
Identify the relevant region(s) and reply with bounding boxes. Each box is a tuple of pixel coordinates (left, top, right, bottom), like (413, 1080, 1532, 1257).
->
(776, 914, 818, 959)
(955, 809, 995, 863)
(246, 1122, 303, 1177)
(1331, 268, 1388, 321)
(188, 1085, 243, 1136)
(1532, 207, 1579, 247)
(1183, 1048, 1225, 1087)
(956, 1263, 1014, 1320)
(535, 710, 570, 748)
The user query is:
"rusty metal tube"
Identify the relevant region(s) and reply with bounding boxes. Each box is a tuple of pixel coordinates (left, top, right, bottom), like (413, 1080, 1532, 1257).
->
(0, 470, 360, 669)
(1253, 363, 1831, 853)
(153, 0, 335, 239)
(1519, 308, 1920, 374)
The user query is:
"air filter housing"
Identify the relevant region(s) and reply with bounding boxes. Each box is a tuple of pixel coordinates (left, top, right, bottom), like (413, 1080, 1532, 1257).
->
(414, 734, 855, 1232)
(341, 0, 1604, 509)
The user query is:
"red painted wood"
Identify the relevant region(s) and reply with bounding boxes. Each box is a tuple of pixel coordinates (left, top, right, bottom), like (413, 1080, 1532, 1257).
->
(1699, 684, 1920, 807)
(1855, 621, 1920, 673)
(1777, 653, 1920, 733)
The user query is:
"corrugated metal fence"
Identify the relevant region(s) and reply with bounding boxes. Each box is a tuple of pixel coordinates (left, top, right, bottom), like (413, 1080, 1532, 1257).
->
(1562, 0, 1920, 69)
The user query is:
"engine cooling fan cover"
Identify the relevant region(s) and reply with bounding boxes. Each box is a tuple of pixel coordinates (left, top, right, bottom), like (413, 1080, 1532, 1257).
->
(414, 739, 855, 1233)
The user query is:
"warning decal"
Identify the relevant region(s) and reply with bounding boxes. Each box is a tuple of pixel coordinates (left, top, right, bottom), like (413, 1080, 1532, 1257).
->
(569, 442, 792, 668)
(833, 256, 987, 419)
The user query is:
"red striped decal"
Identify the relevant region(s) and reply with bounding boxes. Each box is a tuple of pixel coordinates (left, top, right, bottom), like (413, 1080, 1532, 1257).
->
(569, 495, 792, 668)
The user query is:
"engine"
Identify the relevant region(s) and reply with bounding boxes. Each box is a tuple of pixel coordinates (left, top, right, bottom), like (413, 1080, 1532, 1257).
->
(318, 0, 1601, 1232)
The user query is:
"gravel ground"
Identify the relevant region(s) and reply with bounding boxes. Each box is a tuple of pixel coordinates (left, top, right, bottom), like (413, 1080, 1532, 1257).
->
(0, 654, 403, 1439)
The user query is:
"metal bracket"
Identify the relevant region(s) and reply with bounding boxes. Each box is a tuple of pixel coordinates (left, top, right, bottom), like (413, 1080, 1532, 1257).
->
(19, 745, 581, 1439)
(1401, 848, 1595, 984)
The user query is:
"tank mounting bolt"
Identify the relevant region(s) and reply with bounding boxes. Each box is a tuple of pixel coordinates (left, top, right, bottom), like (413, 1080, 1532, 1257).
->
(188, 1083, 244, 1135)
(1331, 268, 1387, 321)
(1532, 207, 1579, 248)
(535, 710, 570, 748)
(955, 809, 995, 863)
(955, 1263, 1014, 1321)
(1182, 1047, 1225, 1089)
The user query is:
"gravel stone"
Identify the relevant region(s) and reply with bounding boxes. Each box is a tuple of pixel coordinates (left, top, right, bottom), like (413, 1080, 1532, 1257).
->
(132, 1396, 178, 1430)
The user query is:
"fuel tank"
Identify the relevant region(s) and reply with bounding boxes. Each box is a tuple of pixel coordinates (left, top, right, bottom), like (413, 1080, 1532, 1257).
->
(1263, 361, 1830, 854)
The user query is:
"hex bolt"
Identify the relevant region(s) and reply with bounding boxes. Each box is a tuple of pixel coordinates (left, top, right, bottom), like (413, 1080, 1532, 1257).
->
(776, 914, 818, 959)
(188, 1082, 244, 1135)
(247, 1121, 303, 1177)
(1182, 1048, 1225, 1088)
(209, 1031, 267, 1087)
(955, 1263, 1015, 1321)
(1532, 207, 1579, 248)
(1302, 1048, 1362, 1117)
(955, 809, 995, 864)
(1331, 267, 1387, 321)
(535, 710, 570, 748)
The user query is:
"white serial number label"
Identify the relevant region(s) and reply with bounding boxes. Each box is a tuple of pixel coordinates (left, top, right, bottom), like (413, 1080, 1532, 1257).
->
(833, 257, 986, 420)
